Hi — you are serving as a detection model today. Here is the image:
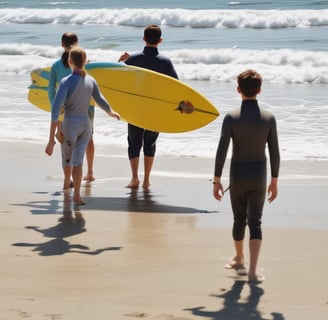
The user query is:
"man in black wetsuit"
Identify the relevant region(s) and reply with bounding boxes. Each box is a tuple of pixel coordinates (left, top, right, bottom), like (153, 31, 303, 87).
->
(213, 69, 280, 282)
(118, 25, 178, 188)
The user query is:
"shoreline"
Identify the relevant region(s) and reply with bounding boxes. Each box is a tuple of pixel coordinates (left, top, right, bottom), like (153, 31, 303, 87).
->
(1, 141, 328, 319)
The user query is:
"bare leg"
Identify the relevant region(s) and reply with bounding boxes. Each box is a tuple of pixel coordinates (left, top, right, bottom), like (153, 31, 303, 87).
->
(126, 157, 140, 188)
(83, 138, 95, 181)
(248, 239, 264, 282)
(143, 156, 154, 188)
(225, 240, 245, 269)
(62, 165, 72, 191)
(72, 165, 85, 205)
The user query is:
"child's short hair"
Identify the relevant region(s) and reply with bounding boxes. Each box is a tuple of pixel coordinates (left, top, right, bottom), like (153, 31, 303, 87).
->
(144, 25, 162, 45)
(69, 46, 86, 70)
(237, 69, 262, 97)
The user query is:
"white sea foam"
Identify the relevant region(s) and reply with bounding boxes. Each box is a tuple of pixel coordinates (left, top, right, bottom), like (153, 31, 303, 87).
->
(1, 8, 328, 29)
(1, 74, 327, 162)
(0, 44, 328, 84)
(0, 4, 327, 163)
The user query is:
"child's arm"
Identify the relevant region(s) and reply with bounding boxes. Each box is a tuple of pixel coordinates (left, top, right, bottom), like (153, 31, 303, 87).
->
(45, 121, 58, 156)
(92, 80, 120, 120)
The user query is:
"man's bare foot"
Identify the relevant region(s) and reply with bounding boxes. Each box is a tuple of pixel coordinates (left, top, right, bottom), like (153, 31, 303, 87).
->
(248, 274, 265, 283)
(83, 174, 95, 181)
(126, 179, 140, 188)
(225, 259, 245, 270)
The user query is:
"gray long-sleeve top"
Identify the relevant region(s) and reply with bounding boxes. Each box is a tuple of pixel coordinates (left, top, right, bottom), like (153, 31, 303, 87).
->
(214, 100, 280, 178)
(51, 72, 111, 121)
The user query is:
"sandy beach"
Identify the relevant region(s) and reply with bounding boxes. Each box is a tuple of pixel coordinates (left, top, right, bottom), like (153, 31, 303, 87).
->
(1, 141, 327, 320)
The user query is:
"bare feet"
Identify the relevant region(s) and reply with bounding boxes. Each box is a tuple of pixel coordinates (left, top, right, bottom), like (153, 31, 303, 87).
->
(126, 178, 140, 188)
(73, 197, 86, 205)
(59, 212, 73, 223)
(63, 180, 74, 191)
(142, 181, 150, 189)
(59, 215, 74, 223)
(248, 274, 265, 283)
(83, 173, 95, 181)
(225, 262, 245, 270)
(74, 212, 85, 226)
(225, 257, 245, 270)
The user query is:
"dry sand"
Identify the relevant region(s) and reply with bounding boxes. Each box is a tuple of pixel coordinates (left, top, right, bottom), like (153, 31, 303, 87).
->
(1, 142, 327, 319)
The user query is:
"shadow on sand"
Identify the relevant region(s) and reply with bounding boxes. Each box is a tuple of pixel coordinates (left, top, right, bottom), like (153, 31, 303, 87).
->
(184, 280, 285, 320)
(13, 187, 214, 215)
(12, 191, 122, 256)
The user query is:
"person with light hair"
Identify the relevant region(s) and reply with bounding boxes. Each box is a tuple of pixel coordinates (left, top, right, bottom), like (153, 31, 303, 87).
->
(46, 47, 120, 204)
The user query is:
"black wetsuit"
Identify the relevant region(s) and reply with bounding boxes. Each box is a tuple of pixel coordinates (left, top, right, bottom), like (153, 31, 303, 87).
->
(214, 100, 280, 240)
(125, 46, 178, 159)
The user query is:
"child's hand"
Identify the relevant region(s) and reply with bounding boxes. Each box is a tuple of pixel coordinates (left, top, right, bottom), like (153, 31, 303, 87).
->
(213, 182, 224, 201)
(45, 141, 55, 156)
(109, 111, 120, 120)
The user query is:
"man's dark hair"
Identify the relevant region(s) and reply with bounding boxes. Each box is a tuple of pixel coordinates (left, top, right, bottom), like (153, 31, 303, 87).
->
(237, 69, 262, 97)
(144, 25, 162, 45)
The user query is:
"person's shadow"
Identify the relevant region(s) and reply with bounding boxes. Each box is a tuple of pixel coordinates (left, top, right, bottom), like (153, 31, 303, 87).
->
(12, 192, 122, 256)
(14, 186, 213, 215)
(184, 280, 285, 320)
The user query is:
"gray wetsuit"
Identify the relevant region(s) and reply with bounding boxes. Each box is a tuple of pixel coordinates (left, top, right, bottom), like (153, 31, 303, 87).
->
(52, 72, 112, 167)
(214, 100, 280, 240)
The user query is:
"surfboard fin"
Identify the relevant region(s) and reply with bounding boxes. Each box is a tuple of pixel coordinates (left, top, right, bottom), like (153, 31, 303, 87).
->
(177, 101, 194, 113)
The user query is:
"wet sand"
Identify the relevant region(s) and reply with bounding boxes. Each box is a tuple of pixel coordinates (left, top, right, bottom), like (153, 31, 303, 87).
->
(0, 142, 327, 319)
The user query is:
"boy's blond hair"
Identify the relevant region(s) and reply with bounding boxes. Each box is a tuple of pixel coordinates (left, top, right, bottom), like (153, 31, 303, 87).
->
(69, 47, 87, 74)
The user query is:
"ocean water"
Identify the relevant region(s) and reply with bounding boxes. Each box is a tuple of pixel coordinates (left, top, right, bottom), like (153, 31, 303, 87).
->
(0, 0, 327, 166)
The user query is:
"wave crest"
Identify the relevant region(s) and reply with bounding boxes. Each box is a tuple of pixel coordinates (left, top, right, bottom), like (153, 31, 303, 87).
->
(1, 44, 327, 84)
(1, 8, 328, 29)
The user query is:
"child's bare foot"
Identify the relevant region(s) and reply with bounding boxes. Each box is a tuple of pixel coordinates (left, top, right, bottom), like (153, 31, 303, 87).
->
(74, 212, 85, 226)
(63, 180, 74, 191)
(59, 212, 73, 223)
(126, 179, 140, 188)
(142, 181, 151, 189)
(73, 197, 86, 205)
(83, 173, 95, 181)
(248, 274, 265, 283)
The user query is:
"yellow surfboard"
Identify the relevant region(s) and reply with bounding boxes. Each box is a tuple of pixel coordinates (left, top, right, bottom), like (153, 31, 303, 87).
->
(28, 62, 219, 133)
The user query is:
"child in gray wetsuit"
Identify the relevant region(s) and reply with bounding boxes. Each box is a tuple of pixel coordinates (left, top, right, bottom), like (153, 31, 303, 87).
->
(45, 47, 120, 205)
(213, 69, 280, 283)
